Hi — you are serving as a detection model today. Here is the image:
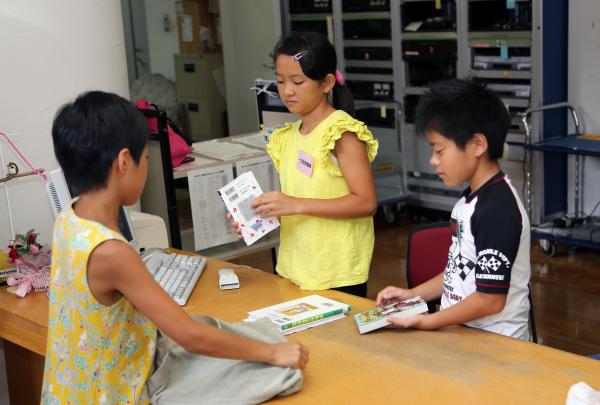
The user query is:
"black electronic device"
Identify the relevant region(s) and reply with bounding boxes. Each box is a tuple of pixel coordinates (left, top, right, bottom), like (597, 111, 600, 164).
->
(355, 106, 395, 128)
(469, 0, 532, 32)
(345, 66, 393, 75)
(402, 40, 457, 63)
(343, 19, 391, 39)
(401, 1, 456, 32)
(403, 95, 419, 124)
(342, 0, 389, 13)
(290, 20, 328, 36)
(405, 61, 456, 87)
(344, 46, 392, 61)
(346, 80, 394, 101)
(289, 0, 331, 14)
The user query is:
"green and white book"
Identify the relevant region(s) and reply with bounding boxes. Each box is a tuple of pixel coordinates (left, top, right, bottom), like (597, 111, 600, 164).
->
(246, 294, 351, 335)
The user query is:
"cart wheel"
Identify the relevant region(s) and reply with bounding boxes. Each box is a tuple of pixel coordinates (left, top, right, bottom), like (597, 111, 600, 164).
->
(539, 239, 556, 257)
(383, 205, 398, 224)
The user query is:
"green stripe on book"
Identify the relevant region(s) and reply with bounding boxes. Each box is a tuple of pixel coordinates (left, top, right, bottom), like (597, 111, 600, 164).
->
(280, 308, 344, 331)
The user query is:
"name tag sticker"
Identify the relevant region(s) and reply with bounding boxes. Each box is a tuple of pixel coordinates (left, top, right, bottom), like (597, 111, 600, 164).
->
(296, 150, 314, 177)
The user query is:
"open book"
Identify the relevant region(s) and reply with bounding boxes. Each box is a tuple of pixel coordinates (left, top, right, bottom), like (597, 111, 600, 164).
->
(354, 296, 428, 334)
(246, 295, 351, 335)
(218, 171, 279, 246)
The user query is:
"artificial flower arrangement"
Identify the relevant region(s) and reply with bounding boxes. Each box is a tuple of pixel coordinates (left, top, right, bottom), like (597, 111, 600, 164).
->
(5, 229, 51, 297)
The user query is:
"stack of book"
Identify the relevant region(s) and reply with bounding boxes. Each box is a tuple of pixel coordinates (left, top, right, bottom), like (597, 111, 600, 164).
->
(245, 295, 351, 335)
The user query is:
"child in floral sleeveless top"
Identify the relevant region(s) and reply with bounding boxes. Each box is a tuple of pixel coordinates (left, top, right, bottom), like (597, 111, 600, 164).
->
(231, 32, 378, 297)
(42, 91, 308, 404)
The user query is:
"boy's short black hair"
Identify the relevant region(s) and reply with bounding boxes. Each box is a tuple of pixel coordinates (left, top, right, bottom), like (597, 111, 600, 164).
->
(52, 91, 150, 195)
(415, 79, 510, 159)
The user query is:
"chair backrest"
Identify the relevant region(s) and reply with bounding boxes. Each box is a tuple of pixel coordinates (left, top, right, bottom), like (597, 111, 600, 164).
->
(406, 222, 453, 288)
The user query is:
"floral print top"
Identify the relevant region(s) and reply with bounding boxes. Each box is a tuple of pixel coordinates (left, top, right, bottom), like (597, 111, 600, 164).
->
(42, 202, 157, 404)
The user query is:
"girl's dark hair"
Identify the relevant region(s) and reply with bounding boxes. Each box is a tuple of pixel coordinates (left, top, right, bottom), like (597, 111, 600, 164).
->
(52, 91, 150, 195)
(415, 79, 510, 159)
(272, 32, 354, 116)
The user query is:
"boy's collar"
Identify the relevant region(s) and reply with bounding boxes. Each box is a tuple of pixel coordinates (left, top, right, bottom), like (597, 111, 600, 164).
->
(463, 171, 505, 202)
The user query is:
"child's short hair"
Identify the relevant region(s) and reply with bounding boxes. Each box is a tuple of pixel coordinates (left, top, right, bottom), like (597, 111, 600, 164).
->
(415, 79, 510, 159)
(52, 91, 150, 195)
(272, 32, 354, 115)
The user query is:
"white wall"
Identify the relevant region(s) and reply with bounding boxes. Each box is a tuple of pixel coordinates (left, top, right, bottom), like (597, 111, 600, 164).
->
(220, 0, 282, 135)
(0, 0, 130, 398)
(0, 0, 131, 244)
(145, 0, 180, 81)
(568, 1, 600, 216)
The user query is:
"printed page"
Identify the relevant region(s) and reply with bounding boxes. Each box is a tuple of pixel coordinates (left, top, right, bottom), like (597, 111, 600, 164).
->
(188, 164, 239, 251)
(235, 155, 280, 192)
(218, 171, 280, 246)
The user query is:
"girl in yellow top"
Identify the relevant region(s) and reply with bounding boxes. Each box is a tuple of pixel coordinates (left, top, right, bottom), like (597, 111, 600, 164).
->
(235, 33, 378, 297)
(42, 91, 308, 404)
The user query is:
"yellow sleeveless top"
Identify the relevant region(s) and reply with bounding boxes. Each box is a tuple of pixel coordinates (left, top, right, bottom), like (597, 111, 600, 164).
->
(267, 110, 378, 290)
(42, 203, 157, 404)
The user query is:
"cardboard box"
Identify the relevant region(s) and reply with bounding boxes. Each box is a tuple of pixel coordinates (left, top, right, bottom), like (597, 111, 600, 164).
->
(176, 0, 220, 55)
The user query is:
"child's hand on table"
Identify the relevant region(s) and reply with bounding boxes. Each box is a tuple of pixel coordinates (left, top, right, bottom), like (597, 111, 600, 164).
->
(269, 341, 310, 369)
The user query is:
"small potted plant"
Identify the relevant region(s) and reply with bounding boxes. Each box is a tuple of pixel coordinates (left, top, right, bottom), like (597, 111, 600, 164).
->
(6, 229, 51, 297)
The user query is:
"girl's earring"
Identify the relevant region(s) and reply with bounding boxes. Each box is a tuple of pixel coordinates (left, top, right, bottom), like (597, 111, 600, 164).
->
(327, 91, 333, 104)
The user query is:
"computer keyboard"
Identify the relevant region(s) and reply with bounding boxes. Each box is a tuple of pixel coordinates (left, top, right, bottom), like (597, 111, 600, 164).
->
(142, 249, 207, 306)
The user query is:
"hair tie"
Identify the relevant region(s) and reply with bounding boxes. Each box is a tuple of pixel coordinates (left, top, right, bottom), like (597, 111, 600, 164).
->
(335, 69, 345, 85)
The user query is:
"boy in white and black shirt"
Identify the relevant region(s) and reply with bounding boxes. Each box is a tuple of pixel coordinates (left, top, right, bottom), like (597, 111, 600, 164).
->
(376, 79, 531, 340)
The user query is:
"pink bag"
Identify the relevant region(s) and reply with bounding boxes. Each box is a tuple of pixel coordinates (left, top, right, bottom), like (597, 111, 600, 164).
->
(135, 99, 193, 168)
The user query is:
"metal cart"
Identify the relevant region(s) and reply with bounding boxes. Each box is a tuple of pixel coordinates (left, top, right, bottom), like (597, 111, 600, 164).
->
(523, 102, 600, 256)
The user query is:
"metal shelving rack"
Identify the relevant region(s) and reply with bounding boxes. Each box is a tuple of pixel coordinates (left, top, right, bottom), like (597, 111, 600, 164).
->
(523, 103, 600, 256)
(280, 0, 567, 219)
(397, 0, 463, 211)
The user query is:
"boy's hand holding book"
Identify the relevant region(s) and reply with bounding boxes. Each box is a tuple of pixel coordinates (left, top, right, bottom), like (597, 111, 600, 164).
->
(376, 286, 416, 306)
(386, 312, 429, 330)
(354, 296, 429, 334)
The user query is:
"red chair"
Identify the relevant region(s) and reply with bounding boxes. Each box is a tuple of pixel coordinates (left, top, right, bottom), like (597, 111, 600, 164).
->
(405, 221, 538, 343)
(406, 222, 452, 313)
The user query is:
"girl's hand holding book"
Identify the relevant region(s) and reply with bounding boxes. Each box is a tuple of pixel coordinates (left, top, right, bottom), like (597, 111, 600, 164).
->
(226, 213, 243, 240)
(252, 191, 300, 218)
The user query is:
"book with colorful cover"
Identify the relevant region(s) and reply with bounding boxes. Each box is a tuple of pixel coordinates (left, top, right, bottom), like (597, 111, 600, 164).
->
(246, 295, 351, 335)
(354, 296, 428, 334)
(217, 171, 279, 246)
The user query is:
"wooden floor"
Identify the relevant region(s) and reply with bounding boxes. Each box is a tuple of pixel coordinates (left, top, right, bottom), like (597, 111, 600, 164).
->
(231, 210, 600, 357)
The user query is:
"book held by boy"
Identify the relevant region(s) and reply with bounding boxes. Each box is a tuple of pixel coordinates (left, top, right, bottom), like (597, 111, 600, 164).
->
(354, 296, 428, 334)
(245, 295, 351, 335)
(218, 171, 280, 246)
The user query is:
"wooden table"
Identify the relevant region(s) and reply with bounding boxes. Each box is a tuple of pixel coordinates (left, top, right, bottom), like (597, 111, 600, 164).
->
(1, 254, 600, 404)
